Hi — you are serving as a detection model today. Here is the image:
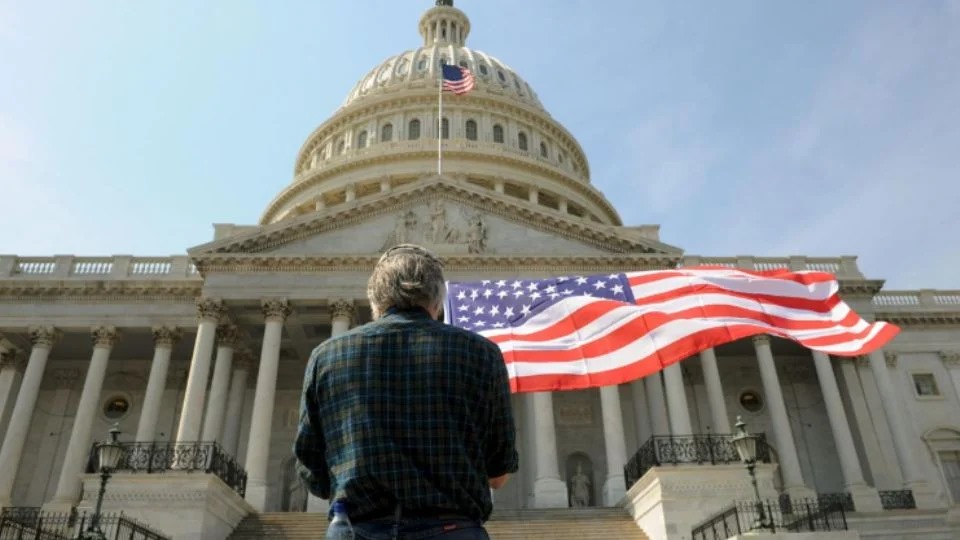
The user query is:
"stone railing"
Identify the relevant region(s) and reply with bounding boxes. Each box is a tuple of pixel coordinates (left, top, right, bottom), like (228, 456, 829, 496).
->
(0, 255, 200, 280)
(624, 433, 771, 488)
(679, 255, 863, 279)
(872, 290, 960, 310)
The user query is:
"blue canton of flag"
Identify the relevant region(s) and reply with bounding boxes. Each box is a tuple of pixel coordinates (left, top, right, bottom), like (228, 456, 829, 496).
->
(444, 274, 634, 331)
(441, 64, 476, 95)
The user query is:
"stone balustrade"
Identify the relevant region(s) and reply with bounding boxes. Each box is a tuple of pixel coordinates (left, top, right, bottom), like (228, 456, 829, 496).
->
(679, 255, 863, 279)
(872, 289, 960, 310)
(0, 255, 200, 280)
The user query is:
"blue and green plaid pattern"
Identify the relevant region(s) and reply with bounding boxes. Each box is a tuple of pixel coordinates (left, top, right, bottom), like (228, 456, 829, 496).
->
(294, 307, 519, 522)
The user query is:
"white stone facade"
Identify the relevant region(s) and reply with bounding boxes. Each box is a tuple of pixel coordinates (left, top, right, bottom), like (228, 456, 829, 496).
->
(1, 2, 959, 539)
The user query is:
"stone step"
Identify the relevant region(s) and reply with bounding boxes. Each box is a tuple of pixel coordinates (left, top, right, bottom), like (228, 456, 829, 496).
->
(229, 509, 650, 539)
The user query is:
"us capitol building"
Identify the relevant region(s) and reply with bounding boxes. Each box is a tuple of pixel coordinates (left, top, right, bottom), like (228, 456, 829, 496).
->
(0, 2, 958, 539)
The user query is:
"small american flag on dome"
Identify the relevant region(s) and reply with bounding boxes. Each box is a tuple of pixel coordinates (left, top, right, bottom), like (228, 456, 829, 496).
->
(441, 64, 475, 95)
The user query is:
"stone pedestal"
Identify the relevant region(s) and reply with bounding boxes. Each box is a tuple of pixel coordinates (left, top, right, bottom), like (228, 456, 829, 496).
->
(623, 464, 779, 540)
(847, 485, 883, 513)
(532, 477, 569, 508)
(728, 534, 860, 540)
(79, 473, 252, 540)
(906, 481, 944, 510)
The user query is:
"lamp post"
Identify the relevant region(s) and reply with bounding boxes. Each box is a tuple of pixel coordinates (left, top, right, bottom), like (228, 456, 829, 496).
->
(82, 424, 125, 540)
(731, 416, 773, 532)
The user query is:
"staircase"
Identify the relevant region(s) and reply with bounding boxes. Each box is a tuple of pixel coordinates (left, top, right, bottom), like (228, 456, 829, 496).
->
(230, 508, 650, 539)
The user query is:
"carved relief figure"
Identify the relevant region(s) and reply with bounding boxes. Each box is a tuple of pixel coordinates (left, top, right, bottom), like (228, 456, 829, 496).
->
(383, 210, 419, 250)
(426, 200, 458, 244)
(465, 211, 487, 254)
(569, 462, 591, 507)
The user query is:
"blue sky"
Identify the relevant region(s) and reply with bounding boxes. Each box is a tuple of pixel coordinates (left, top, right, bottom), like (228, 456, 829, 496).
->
(1, 1, 957, 289)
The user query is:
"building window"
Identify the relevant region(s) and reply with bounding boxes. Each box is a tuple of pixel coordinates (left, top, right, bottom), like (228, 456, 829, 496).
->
(381, 123, 393, 142)
(913, 373, 941, 397)
(540, 141, 549, 158)
(337, 139, 346, 155)
(941, 450, 960, 504)
(357, 131, 368, 149)
(441, 118, 450, 140)
(738, 390, 764, 413)
(518, 132, 528, 151)
(395, 58, 409, 76)
(465, 120, 477, 141)
(409, 119, 421, 140)
(478, 63, 489, 76)
(418, 57, 428, 71)
(559, 152, 565, 164)
(497, 70, 507, 84)
(103, 395, 131, 420)
(493, 124, 504, 143)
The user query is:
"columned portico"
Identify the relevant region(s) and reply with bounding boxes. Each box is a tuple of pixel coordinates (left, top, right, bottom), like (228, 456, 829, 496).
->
(662, 363, 692, 435)
(0, 348, 23, 440)
(201, 324, 239, 443)
(177, 298, 225, 443)
(866, 350, 939, 509)
(644, 373, 670, 436)
(136, 326, 180, 442)
(699, 348, 730, 433)
(752, 335, 813, 499)
(811, 351, 882, 511)
(531, 392, 568, 508)
(599, 385, 628, 505)
(0, 327, 59, 508)
(245, 298, 291, 511)
(222, 351, 253, 457)
(47, 326, 119, 511)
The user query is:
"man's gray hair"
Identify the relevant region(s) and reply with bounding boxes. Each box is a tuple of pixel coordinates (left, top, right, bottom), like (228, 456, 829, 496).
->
(367, 244, 446, 319)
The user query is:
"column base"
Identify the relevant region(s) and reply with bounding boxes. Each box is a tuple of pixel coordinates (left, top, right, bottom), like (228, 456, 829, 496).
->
(532, 477, 568, 508)
(244, 481, 269, 512)
(847, 484, 883, 513)
(602, 474, 626, 507)
(906, 480, 944, 510)
(307, 494, 329, 514)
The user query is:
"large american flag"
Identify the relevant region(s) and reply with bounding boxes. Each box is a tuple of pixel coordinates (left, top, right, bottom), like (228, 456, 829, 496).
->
(441, 64, 475, 95)
(444, 267, 899, 393)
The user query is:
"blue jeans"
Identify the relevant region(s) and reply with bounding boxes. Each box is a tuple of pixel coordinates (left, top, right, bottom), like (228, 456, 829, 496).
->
(353, 518, 489, 539)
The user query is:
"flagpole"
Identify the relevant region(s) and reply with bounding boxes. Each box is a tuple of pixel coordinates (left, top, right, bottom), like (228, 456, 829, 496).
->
(438, 67, 444, 176)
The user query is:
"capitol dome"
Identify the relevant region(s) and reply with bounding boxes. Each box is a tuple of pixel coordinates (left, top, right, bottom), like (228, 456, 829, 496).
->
(261, 1, 622, 229)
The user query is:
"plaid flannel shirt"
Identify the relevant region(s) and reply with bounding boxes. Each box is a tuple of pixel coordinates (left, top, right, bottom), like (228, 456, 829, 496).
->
(294, 307, 519, 522)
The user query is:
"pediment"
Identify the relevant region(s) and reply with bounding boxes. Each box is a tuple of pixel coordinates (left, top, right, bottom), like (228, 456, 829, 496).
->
(189, 179, 682, 259)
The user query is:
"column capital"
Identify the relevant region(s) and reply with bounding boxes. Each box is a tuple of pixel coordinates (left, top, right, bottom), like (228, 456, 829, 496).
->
(330, 299, 355, 322)
(939, 350, 960, 368)
(883, 351, 898, 368)
(216, 324, 241, 347)
(151, 326, 182, 348)
(28, 326, 61, 348)
(91, 326, 119, 348)
(751, 334, 771, 347)
(262, 299, 292, 322)
(196, 297, 226, 322)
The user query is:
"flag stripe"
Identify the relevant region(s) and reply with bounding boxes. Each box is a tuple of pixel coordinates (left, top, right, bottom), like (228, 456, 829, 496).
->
(445, 267, 899, 393)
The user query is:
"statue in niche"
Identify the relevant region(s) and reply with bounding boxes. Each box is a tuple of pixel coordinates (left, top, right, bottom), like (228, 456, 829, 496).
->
(569, 462, 591, 508)
(465, 211, 487, 254)
(382, 210, 419, 250)
(282, 458, 308, 512)
(426, 200, 458, 244)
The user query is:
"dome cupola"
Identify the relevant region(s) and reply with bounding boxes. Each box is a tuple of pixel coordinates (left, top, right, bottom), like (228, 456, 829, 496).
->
(419, 0, 471, 47)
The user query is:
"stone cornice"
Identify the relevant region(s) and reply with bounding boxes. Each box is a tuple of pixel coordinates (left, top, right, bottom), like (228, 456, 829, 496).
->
(874, 312, 960, 327)
(193, 254, 680, 274)
(0, 280, 202, 303)
(200, 180, 679, 257)
(838, 280, 885, 296)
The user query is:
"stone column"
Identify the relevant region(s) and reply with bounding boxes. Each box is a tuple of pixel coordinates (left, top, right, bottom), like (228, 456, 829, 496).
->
(221, 351, 252, 458)
(0, 327, 59, 508)
(630, 379, 652, 445)
(307, 300, 354, 514)
(600, 386, 629, 505)
(47, 326, 119, 511)
(811, 351, 882, 511)
(699, 348, 731, 433)
(866, 350, 938, 508)
(245, 299, 291, 511)
(0, 349, 24, 440)
(135, 327, 180, 442)
(662, 364, 693, 435)
(752, 335, 812, 499)
(644, 373, 671, 435)
(176, 298, 224, 442)
(941, 351, 960, 406)
(530, 392, 568, 507)
(201, 325, 239, 443)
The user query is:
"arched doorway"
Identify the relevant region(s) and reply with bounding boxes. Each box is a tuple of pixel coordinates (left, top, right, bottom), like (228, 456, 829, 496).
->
(923, 427, 960, 505)
(565, 452, 595, 508)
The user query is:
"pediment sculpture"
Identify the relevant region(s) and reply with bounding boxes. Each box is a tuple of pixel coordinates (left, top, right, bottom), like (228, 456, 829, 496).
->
(382, 201, 488, 254)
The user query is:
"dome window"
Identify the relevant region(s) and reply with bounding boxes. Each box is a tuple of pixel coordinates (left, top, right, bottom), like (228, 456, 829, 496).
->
(337, 139, 346, 155)
(441, 118, 450, 140)
(540, 142, 548, 158)
(493, 124, 504, 144)
(478, 63, 489, 76)
(459, 60, 469, 69)
(357, 131, 368, 149)
(396, 58, 409, 76)
(409, 119, 421, 140)
(465, 120, 478, 141)
(381, 123, 394, 143)
(418, 57, 428, 71)
(518, 132, 528, 151)
(559, 152, 565, 164)
(497, 70, 507, 84)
